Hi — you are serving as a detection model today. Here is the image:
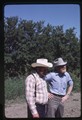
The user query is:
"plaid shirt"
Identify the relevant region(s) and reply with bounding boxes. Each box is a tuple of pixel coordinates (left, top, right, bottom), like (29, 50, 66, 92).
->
(25, 73, 48, 115)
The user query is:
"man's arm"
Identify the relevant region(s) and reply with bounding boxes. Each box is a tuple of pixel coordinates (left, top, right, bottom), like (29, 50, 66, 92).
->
(44, 72, 52, 81)
(61, 85, 73, 103)
(25, 75, 39, 117)
(66, 85, 73, 96)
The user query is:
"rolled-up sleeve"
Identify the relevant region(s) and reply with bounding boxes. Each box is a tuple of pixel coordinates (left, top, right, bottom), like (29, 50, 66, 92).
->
(25, 75, 38, 115)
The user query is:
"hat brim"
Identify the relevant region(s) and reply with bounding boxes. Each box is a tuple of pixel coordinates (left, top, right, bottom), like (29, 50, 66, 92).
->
(55, 62, 67, 67)
(31, 63, 53, 68)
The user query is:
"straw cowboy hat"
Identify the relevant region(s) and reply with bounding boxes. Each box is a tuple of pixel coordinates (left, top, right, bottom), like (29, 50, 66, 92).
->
(54, 58, 67, 67)
(31, 58, 53, 68)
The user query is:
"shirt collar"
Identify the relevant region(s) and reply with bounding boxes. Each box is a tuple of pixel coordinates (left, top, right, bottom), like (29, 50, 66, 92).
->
(34, 72, 45, 79)
(55, 72, 66, 76)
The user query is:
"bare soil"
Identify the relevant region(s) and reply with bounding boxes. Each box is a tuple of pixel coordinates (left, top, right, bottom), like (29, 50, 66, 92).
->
(5, 92, 81, 118)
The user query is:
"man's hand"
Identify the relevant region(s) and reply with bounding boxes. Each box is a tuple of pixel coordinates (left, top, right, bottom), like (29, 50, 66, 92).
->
(33, 113, 39, 118)
(48, 93, 54, 99)
(61, 94, 69, 103)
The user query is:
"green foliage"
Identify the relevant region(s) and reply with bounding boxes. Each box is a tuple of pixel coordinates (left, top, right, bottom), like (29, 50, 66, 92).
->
(5, 76, 26, 100)
(4, 16, 80, 101)
(5, 70, 80, 100)
(69, 70, 80, 92)
(4, 16, 80, 78)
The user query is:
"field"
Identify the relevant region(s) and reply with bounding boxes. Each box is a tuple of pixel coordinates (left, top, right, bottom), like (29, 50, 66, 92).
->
(5, 92, 81, 118)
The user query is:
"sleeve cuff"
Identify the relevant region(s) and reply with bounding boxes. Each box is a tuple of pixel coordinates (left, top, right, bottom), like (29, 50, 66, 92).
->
(31, 108, 38, 115)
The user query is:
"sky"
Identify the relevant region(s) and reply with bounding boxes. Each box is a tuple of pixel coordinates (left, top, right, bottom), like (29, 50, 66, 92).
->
(4, 4, 80, 38)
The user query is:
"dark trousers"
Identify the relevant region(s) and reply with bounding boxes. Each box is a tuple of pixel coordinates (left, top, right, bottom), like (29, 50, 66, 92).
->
(28, 103, 46, 118)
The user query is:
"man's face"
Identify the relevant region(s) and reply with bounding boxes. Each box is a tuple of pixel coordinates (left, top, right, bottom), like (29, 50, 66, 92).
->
(36, 67, 48, 77)
(58, 65, 66, 73)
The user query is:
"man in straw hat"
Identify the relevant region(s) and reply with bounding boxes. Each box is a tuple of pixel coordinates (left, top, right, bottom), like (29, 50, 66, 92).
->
(45, 57, 73, 118)
(25, 58, 53, 118)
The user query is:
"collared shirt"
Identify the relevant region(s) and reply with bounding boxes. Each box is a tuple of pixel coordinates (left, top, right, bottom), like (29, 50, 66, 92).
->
(45, 72, 73, 96)
(25, 72, 48, 115)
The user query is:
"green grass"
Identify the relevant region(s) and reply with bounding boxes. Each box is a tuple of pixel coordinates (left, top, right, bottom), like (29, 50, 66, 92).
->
(5, 71, 81, 101)
(5, 76, 26, 100)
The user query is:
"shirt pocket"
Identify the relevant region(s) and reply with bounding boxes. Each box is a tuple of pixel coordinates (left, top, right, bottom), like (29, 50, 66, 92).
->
(52, 80, 59, 90)
(37, 81, 46, 92)
(62, 81, 67, 90)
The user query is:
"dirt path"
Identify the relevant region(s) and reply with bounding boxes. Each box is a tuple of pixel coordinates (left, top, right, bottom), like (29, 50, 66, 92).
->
(5, 92, 81, 118)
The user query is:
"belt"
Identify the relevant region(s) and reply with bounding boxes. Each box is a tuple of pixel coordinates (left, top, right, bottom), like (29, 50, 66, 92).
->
(51, 93, 65, 97)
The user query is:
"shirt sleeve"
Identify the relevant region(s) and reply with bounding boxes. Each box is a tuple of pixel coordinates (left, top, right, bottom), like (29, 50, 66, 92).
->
(66, 72, 73, 86)
(25, 75, 38, 115)
(45, 73, 52, 81)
